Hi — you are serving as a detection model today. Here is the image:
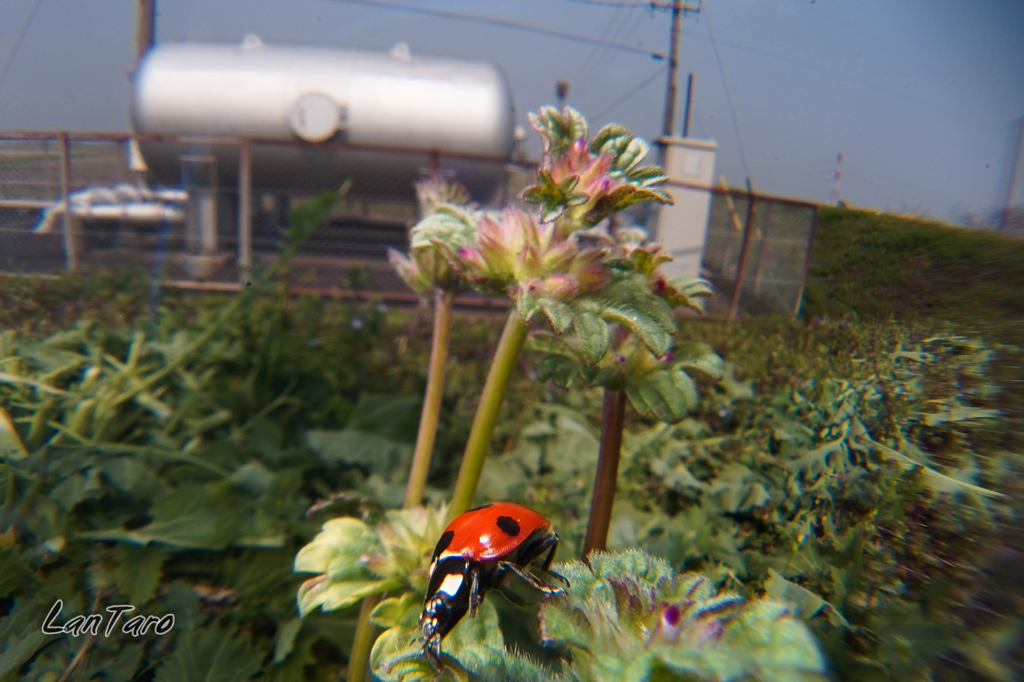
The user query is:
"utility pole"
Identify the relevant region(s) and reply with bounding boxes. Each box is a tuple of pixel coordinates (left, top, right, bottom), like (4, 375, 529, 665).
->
(681, 71, 694, 137)
(661, 0, 683, 140)
(999, 116, 1024, 231)
(136, 0, 155, 66)
(829, 152, 844, 206)
(556, 79, 570, 109)
(653, 1, 700, 157)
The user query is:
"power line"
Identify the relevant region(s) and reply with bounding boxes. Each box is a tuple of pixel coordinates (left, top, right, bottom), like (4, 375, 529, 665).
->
(703, 4, 751, 185)
(554, 0, 653, 7)
(330, 0, 664, 59)
(593, 65, 667, 121)
(572, 4, 633, 83)
(585, 6, 645, 82)
(0, 0, 44, 92)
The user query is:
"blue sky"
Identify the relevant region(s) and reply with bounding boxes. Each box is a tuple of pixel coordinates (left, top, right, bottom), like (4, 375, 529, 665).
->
(1, 0, 1022, 224)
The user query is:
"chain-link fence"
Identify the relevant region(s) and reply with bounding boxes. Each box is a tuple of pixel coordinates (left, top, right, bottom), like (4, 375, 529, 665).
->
(701, 189, 818, 318)
(2, 132, 817, 316)
(0, 133, 519, 305)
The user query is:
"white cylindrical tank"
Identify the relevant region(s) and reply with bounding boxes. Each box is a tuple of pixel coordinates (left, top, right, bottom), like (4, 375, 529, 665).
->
(131, 36, 516, 200)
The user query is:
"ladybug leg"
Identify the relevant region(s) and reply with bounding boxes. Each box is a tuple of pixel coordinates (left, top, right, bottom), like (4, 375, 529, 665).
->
(539, 534, 558, 572)
(532, 533, 570, 588)
(496, 561, 568, 606)
(467, 567, 481, 619)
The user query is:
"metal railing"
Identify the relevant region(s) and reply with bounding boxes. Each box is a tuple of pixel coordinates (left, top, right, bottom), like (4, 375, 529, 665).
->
(1, 132, 818, 317)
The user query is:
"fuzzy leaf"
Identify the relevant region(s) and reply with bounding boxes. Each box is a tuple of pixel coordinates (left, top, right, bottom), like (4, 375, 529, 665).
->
(674, 343, 725, 380)
(536, 353, 582, 388)
(539, 298, 575, 333)
(572, 308, 611, 364)
(627, 369, 699, 423)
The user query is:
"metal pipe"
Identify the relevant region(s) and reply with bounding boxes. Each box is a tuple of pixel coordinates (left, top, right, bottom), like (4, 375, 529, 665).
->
(135, 0, 155, 66)
(238, 138, 252, 284)
(158, 280, 511, 309)
(682, 72, 694, 138)
(59, 132, 77, 272)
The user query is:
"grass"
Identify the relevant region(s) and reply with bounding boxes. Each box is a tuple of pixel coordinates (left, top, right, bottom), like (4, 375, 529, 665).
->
(802, 207, 1024, 345)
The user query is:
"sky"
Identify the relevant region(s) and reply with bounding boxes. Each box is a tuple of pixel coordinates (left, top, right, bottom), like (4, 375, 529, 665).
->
(1, 0, 1022, 225)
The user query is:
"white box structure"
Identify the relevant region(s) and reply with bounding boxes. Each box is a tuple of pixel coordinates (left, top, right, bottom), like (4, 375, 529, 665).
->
(654, 137, 717, 278)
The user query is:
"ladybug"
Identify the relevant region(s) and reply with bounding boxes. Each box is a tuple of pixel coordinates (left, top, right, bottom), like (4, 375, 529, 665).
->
(420, 502, 567, 665)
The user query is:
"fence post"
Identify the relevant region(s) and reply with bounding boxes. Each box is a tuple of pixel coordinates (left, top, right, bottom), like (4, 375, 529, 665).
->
(792, 205, 818, 317)
(59, 132, 78, 272)
(238, 138, 253, 285)
(751, 201, 774, 296)
(727, 186, 756, 321)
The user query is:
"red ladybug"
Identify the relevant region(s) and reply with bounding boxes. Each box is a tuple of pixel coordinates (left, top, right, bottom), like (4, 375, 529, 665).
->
(420, 502, 566, 665)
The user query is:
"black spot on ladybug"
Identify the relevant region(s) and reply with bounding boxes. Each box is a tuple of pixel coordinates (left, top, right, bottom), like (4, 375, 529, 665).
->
(496, 516, 520, 537)
(432, 530, 455, 561)
(467, 503, 493, 512)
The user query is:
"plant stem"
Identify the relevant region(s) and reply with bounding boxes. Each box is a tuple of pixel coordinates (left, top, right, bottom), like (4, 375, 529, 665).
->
(447, 311, 529, 522)
(347, 593, 382, 682)
(404, 289, 454, 509)
(352, 292, 454, 681)
(582, 388, 627, 559)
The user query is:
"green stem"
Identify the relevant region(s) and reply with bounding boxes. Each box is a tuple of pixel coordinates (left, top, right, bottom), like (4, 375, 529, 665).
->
(447, 311, 529, 522)
(347, 593, 382, 682)
(404, 289, 454, 510)
(582, 388, 627, 560)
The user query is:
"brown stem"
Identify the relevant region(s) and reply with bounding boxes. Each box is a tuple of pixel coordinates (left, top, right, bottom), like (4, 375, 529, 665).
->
(57, 592, 102, 682)
(403, 289, 454, 509)
(582, 388, 628, 560)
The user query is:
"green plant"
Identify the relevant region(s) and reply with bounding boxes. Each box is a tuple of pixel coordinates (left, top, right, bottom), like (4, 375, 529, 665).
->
(476, 325, 1018, 680)
(368, 549, 826, 682)
(528, 227, 720, 556)
(0, 190, 433, 682)
(446, 106, 686, 522)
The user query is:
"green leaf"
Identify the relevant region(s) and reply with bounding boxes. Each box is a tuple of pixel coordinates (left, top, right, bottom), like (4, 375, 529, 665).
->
(0, 408, 27, 460)
(154, 627, 264, 682)
(674, 343, 725, 380)
(112, 544, 164, 605)
(273, 618, 303, 664)
(860, 434, 1004, 499)
(590, 123, 630, 154)
(921, 405, 1001, 427)
(536, 353, 581, 388)
(572, 308, 611, 364)
(78, 484, 249, 550)
(370, 593, 421, 630)
(539, 298, 574, 333)
(0, 630, 47, 679)
(0, 601, 49, 678)
(627, 369, 698, 423)
(764, 568, 848, 627)
(305, 430, 412, 480)
(0, 549, 35, 598)
(600, 303, 672, 359)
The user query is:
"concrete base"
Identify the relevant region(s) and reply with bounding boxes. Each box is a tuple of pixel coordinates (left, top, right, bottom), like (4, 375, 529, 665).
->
(184, 252, 232, 280)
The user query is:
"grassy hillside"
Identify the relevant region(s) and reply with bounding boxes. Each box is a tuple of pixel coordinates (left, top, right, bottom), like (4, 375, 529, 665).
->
(802, 207, 1024, 345)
